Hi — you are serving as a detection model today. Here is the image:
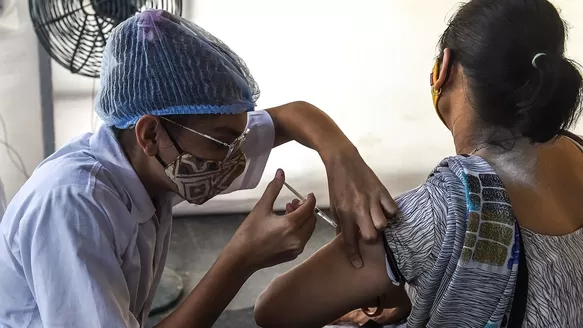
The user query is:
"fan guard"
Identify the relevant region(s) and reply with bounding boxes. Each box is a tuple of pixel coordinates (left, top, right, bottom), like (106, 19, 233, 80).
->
(29, 0, 183, 78)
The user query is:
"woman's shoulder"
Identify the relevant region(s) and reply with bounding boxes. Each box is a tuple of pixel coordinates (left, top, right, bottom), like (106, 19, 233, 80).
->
(430, 154, 498, 181)
(387, 155, 503, 277)
(395, 154, 496, 210)
(387, 155, 523, 327)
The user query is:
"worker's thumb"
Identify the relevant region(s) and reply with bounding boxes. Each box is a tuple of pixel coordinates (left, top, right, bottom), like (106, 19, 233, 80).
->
(256, 169, 285, 213)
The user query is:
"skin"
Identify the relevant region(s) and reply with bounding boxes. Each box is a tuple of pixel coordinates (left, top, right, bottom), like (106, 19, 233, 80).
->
(253, 49, 583, 327)
(121, 101, 399, 265)
(114, 101, 399, 328)
(330, 306, 411, 326)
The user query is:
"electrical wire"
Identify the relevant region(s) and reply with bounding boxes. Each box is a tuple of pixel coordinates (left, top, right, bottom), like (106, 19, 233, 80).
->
(0, 112, 30, 179)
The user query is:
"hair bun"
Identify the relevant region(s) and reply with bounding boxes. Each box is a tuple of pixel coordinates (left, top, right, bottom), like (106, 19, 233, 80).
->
(517, 57, 582, 143)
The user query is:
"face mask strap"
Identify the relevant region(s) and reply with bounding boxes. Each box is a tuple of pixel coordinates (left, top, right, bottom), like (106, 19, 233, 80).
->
(156, 122, 185, 167)
(431, 53, 454, 127)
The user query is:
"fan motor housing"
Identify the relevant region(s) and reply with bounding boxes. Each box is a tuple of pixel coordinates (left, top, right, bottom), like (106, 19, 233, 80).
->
(90, 0, 146, 25)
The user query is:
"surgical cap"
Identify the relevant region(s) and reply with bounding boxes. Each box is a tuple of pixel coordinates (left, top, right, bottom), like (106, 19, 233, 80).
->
(94, 9, 260, 129)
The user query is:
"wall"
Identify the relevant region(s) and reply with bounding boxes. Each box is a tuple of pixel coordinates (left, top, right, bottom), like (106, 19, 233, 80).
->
(0, 0, 44, 202)
(45, 0, 583, 215)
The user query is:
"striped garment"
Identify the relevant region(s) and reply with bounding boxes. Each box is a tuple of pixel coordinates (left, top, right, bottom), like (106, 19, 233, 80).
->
(384, 154, 583, 328)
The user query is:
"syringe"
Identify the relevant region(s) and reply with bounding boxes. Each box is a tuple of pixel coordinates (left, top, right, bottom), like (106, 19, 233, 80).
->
(283, 182, 338, 228)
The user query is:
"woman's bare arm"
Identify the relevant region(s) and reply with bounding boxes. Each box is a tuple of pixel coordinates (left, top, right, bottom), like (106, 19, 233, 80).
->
(254, 234, 408, 328)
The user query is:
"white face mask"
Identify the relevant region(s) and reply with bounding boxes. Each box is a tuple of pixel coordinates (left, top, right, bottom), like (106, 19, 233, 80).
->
(220, 110, 275, 194)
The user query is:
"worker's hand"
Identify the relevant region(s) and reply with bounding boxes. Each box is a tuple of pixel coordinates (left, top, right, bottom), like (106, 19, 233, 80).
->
(325, 149, 398, 268)
(230, 169, 317, 272)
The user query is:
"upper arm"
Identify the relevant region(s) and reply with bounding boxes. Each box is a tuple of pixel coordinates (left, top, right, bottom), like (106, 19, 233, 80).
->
(19, 186, 139, 327)
(384, 179, 448, 282)
(255, 234, 401, 328)
(266, 101, 322, 148)
(266, 103, 294, 148)
(254, 178, 449, 328)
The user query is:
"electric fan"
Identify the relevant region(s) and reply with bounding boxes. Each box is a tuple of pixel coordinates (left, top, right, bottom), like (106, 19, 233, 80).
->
(29, 0, 183, 78)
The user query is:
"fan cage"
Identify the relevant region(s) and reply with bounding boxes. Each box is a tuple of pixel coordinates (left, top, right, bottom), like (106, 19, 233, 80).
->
(29, 0, 183, 78)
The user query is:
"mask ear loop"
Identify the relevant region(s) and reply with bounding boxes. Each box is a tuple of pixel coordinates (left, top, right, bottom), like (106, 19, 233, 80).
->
(431, 59, 441, 95)
(155, 120, 185, 168)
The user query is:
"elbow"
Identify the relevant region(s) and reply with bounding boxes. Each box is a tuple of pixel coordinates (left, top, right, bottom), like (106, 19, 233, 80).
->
(254, 285, 284, 328)
(290, 100, 313, 108)
(254, 291, 275, 327)
(254, 278, 308, 328)
(289, 100, 321, 114)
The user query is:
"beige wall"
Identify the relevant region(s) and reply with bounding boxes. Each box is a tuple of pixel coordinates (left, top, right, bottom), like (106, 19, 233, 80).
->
(4, 0, 582, 212)
(0, 0, 44, 202)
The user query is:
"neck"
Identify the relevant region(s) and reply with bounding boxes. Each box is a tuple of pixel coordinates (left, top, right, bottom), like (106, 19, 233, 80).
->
(450, 112, 522, 154)
(451, 114, 480, 154)
(131, 156, 168, 199)
(118, 135, 170, 199)
(445, 93, 539, 184)
(477, 139, 539, 186)
(452, 119, 538, 185)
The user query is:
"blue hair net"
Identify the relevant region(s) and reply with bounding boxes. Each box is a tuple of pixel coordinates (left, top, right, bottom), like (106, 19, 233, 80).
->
(94, 9, 260, 128)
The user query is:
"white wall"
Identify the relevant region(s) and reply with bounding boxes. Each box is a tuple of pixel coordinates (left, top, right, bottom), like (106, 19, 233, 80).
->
(43, 0, 583, 214)
(0, 0, 44, 201)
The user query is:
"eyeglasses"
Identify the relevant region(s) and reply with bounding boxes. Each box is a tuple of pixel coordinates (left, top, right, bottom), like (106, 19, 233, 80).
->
(160, 117, 250, 161)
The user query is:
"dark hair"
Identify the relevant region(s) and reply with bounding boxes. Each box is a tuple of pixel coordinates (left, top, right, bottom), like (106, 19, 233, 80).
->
(438, 0, 583, 143)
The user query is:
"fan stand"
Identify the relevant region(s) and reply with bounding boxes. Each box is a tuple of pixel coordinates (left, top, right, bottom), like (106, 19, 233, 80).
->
(150, 267, 184, 315)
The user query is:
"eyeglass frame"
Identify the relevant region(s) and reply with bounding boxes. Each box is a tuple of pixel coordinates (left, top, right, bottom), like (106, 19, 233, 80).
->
(160, 117, 250, 161)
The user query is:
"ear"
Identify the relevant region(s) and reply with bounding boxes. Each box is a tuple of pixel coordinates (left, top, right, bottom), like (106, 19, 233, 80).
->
(134, 115, 164, 157)
(434, 48, 452, 90)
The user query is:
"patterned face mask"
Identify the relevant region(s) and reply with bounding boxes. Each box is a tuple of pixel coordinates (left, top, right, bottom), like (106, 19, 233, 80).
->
(157, 117, 249, 205)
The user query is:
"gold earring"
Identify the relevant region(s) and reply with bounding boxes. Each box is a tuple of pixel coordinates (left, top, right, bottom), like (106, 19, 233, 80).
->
(432, 87, 442, 96)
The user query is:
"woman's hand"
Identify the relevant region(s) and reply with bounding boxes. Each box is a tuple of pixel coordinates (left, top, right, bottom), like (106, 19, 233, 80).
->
(330, 282, 411, 326)
(228, 169, 317, 272)
(330, 307, 409, 326)
(323, 148, 398, 268)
